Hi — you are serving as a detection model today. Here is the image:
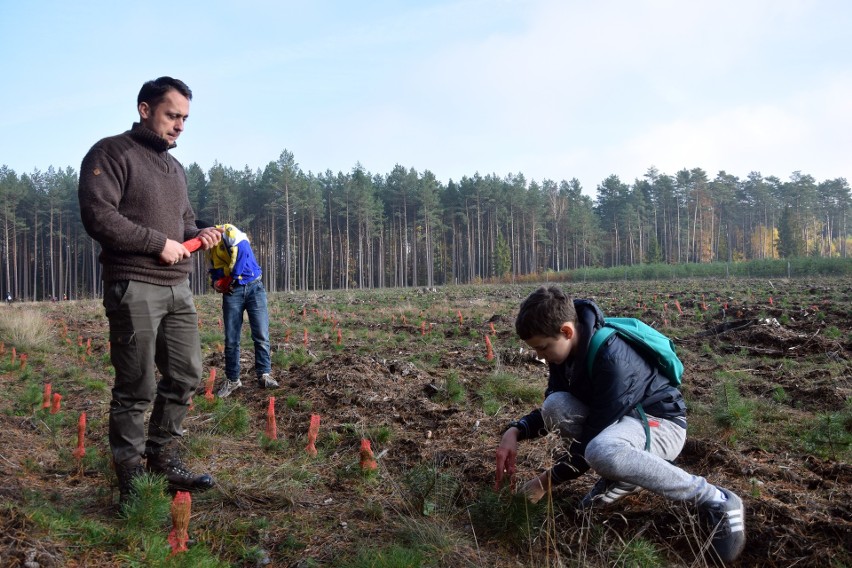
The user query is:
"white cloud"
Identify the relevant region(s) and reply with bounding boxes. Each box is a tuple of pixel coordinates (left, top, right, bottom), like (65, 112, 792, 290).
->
(616, 72, 852, 183)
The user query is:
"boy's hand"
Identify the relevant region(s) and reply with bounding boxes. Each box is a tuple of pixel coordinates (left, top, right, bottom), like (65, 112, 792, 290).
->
(495, 428, 520, 490)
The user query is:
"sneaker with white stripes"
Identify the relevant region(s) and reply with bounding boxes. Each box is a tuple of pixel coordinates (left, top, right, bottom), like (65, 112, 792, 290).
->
(580, 477, 643, 509)
(700, 487, 746, 563)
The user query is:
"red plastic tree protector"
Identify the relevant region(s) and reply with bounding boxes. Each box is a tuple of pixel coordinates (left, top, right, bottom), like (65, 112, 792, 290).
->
(42, 383, 52, 409)
(305, 414, 320, 456)
(266, 397, 277, 440)
(73, 412, 87, 460)
(168, 491, 192, 555)
(50, 393, 62, 414)
(360, 438, 377, 470)
(205, 369, 216, 402)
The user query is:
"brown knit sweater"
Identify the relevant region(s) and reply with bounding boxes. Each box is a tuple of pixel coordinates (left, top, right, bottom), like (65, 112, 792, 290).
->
(78, 123, 201, 285)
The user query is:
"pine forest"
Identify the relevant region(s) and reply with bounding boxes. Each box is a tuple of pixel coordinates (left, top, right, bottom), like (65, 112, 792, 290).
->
(1, 150, 849, 300)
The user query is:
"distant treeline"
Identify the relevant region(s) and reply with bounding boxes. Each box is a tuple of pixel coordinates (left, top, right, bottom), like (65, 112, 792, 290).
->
(1, 151, 849, 299)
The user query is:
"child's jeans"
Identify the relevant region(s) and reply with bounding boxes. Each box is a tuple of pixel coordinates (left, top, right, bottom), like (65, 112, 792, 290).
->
(222, 279, 271, 381)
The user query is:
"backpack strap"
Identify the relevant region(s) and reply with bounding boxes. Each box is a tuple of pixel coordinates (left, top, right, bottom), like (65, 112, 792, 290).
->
(634, 403, 652, 452)
(587, 324, 652, 452)
(586, 325, 617, 378)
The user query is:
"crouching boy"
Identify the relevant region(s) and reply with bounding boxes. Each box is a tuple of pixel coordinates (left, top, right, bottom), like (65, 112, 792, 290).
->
(495, 286, 745, 564)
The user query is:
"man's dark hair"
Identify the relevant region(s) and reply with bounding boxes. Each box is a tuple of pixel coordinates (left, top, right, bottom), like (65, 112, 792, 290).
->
(137, 77, 192, 109)
(515, 286, 578, 340)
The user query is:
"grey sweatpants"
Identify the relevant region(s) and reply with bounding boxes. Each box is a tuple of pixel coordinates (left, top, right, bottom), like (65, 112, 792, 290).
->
(103, 280, 202, 464)
(542, 391, 718, 506)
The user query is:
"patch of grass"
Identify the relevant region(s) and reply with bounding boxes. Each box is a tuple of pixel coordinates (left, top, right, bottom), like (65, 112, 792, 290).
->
(362, 500, 385, 521)
(823, 325, 842, 339)
(801, 405, 852, 461)
(771, 386, 790, 404)
(120, 473, 171, 535)
(199, 329, 224, 346)
(185, 434, 216, 459)
(468, 485, 545, 546)
(28, 499, 118, 549)
(59, 365, 87, 383)
(368, 424, 393, 445)
(612, 536, 666, 567)
(209, 399, 250, 437)
(258, 433, 288, 452)
(272, 347, 313, 369)
(284, 394, 302, 409)
(0, 307, 54, 352)
(321, 429, 343, 450)
(412, 350, 442, 369)
(478, 371, 541, 415)
(9, 380, 42, 416)
(442, 371, 466, 404)
(223, 462, 308, 507)
(338, 543, 425, 568)
(712, 376, 754, 443)
(83, 377, 109, 393)
(749, 477, 764, 499)
(396, 516, 471, 564)
(404, 463, 461, 517)
(279, 533, 309, 553)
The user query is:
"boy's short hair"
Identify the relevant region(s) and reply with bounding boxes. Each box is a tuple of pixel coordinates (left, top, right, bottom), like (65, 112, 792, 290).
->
(515, 286, 577, 340)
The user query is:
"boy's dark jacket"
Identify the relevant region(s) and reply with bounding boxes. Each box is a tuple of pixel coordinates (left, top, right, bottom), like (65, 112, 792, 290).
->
(513, 299, 686, 484)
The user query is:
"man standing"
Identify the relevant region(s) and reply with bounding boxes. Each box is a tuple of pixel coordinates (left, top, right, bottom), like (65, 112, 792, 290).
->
(78, 77, 221, 504)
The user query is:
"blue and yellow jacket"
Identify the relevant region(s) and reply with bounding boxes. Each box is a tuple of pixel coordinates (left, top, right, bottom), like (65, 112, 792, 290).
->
(208, 224, 262, 288)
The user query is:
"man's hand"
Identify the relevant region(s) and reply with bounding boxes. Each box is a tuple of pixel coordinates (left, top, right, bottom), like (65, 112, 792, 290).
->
(196, 226, 222, 250)
(495, 427, 520, 491)
(519, 471, 550, 504)
(160, 238, 190, 265)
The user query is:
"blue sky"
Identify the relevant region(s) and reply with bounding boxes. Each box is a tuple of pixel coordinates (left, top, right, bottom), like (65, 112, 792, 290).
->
(1, 0, 850, 194)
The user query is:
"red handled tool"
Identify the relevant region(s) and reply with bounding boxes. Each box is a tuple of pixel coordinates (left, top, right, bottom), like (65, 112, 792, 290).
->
(182, 237, 203, 253)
